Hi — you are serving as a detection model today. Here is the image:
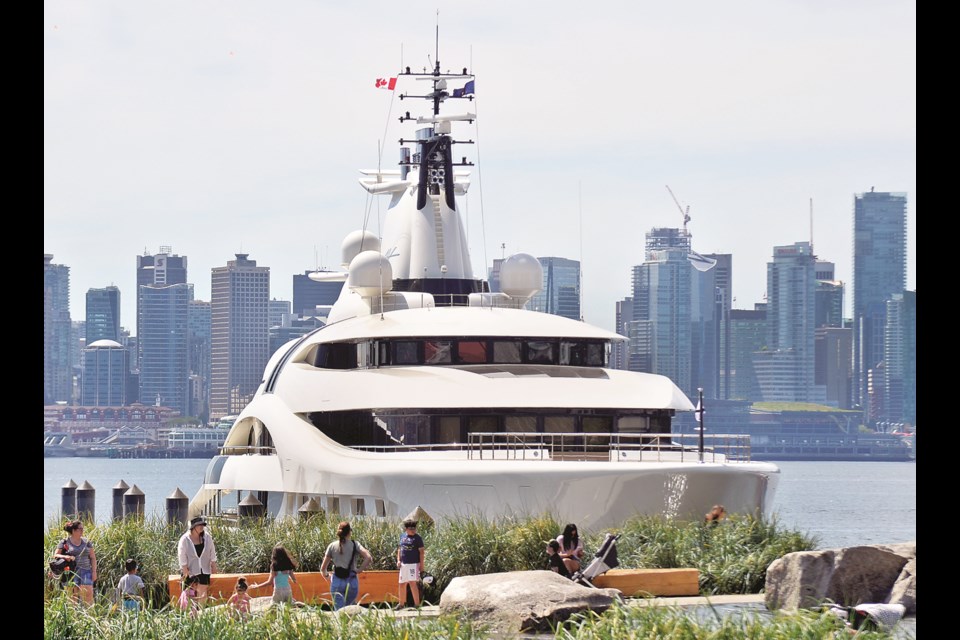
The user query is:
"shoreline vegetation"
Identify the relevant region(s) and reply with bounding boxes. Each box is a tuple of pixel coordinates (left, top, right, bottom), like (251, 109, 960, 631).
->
(45, 512, 897, 639)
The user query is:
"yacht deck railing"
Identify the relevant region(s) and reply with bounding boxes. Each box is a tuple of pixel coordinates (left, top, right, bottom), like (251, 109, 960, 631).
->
(353, 432, 753, 462)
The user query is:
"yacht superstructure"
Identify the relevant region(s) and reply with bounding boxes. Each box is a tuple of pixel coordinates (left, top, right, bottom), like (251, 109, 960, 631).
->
(190, 54, 779, 529)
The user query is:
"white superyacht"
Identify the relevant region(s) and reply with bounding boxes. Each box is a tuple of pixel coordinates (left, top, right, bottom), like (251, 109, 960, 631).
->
(190, 54, 779, 529)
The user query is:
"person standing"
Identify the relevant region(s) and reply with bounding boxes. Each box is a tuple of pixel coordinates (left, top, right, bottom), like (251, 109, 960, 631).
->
(556, 523, 584, 574)
(53, 519, 97, 605)
(251, 543, 300, 605)
(177, 516, 218, 606)
(320, 521, 373, 610)
(396, 519, 425, 608)
(115, 558, 145, 611)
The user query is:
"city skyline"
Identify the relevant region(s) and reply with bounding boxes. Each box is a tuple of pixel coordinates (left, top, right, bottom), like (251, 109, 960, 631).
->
(44, 1, 916, 333)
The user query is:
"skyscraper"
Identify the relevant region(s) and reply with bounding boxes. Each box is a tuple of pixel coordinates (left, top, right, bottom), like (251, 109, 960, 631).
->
(85, 286, 121, 343)
(44, 254, 72, 404)
(293, 271, 344, 316)
(728, 306, 767, 401)
(852, 190, 907, 410)
(753, 241, 825, 403)
(210, 253, 270, 420)
(882, 290, 916, 425)
(188, 300, 212, 422)
(81, 339, 128, 407)
(528, 257, 580, 320)
(139, 283, 192, 416)
(136, 247, 188, 366)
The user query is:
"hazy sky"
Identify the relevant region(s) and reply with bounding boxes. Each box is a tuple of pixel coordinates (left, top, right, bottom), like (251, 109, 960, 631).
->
(44, 1, 916, 334)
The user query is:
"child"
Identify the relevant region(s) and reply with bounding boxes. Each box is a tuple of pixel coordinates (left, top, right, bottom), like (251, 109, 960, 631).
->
(251, 544, 300, 605)
(396, 519, 425, 608)
(546, 540, 570, 577)
(178, 574, 201, 616)
(115, 558, 146, 611)
(227, 576, 252, 618)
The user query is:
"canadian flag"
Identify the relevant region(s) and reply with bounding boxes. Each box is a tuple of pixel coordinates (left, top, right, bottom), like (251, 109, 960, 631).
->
(375, 77, 397, 90)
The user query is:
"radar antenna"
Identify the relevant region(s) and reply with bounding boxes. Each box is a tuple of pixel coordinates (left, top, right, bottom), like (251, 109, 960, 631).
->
(665, 185, 691, 236)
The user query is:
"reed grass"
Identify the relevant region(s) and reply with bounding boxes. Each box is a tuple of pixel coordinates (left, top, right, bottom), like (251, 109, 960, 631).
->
(44, 511, 814, 606)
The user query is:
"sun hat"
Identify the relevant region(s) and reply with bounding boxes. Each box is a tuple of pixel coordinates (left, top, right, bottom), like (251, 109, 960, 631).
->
(189, 516, 208, 529)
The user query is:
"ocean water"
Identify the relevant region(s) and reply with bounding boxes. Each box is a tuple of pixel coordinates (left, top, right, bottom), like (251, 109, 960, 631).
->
(42, 458, 916, 549)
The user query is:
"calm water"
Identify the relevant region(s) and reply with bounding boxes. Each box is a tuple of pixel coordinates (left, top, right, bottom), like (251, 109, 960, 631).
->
(42, 458, 916, 549)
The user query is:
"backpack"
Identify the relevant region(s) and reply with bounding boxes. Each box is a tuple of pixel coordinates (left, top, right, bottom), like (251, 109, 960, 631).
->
(48, 539, 74, 577)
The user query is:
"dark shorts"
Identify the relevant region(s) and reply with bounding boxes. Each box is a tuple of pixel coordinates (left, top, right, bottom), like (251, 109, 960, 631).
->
(189, 573, 211, 586)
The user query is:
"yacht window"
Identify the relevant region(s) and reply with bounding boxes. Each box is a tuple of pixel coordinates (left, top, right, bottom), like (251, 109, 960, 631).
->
(467, 415, 498, 436)
(393, 341, 420, 365)
(618, 416, 650, 433)
(437, 416, 462, 443)
(425, 340, 453, 364)
(377, 342, 389, 366)
(357, 342, 374, 368)
(375, 499, 387, 517)
(353, 498, 366, 516)
(315, 343, 358, 369)
(526, 340, 557, 364)
(582, 416, 613, 446)
(457, 340, 488, 363)
(492, 341, 522, 363)
(327, 497, 341, 515)
(505, 415, 537, 433)
(586, 343, 605, 366)
(544, 416, 575, 433)
(560, 342, 581, 366)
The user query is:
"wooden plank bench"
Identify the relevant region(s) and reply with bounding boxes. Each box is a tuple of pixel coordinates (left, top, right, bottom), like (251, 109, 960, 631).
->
(168, 571, 402, 606)
(591, 568, 700, 597)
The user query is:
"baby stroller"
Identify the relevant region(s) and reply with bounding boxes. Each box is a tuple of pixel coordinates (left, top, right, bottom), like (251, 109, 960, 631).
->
(570, 532, 621, 588)
(824, 603, 907, 633)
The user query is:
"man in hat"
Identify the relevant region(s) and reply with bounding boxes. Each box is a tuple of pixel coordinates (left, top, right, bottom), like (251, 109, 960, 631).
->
(177, 515, 219, 605)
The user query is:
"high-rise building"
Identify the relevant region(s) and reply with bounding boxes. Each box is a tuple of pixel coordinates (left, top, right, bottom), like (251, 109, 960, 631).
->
(882, 290, 916, 425)
(528, 257, 580, 320)
(814, 327, 853, 409)
(753, 241, 825, 403)
(268, 299, 292, 329)
(139, 283, 192, 417)
(44, 254, 72, 405)
(136, 247, 188, 366)
(628, 228, 720, 401)
(188, 300, 212, 422)
(85, 286, 121, 343)
(728, 306, 767, 401)
(612, 297, 633, 370)
(81, 339, 128, 407)
(209, 253, 270, 420)
(852, 190, 907, 410)
(630, 244, 692, 396)
(293, 271, 344, 316)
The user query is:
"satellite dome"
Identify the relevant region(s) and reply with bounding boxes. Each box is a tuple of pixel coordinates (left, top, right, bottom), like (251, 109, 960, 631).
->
(500, 253, 543, 299)
(347, 251, 393, 296)
(341, 230, 381, 267)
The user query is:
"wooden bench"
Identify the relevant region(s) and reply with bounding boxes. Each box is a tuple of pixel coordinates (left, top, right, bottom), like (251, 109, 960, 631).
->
(591, 568, 700, 597)
(168, 571, 402, 606)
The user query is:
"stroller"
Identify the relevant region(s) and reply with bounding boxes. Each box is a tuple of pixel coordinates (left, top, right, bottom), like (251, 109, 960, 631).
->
(570, 532, 621, 587)
(825, 603, 907, 633)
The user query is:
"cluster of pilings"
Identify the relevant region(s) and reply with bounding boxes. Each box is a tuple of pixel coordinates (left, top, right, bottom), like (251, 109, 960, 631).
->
(58, 479, 190, 526)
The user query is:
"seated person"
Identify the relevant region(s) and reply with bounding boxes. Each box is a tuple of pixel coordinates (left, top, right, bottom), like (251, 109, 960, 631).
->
(546, 540, 570, 577)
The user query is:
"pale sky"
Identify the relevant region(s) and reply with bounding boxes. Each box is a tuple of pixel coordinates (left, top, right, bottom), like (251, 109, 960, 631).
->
(44, 1, 916, 334)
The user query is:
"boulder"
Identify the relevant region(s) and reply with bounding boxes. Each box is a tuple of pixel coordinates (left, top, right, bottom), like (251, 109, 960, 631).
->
(440, 570, 622, 632)
(765, 542, 915, 614)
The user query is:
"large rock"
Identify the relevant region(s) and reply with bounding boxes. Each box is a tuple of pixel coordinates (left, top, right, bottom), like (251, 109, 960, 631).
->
(765, 542, 915, 614)
(440, 570, 622, 632)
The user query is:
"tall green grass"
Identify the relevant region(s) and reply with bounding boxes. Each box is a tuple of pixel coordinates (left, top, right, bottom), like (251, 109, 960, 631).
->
(44, 511, 815, 606)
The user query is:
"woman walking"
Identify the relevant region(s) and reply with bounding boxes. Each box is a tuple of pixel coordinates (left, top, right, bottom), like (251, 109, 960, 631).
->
(52, 519, 97, 605)
(321, 521, 373, 610)
(177, 516, 218, 606)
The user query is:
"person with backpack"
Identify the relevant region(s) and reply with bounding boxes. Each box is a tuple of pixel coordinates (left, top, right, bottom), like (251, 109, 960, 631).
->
(52, 519, 97, 605)
(320, 521, 373, 610)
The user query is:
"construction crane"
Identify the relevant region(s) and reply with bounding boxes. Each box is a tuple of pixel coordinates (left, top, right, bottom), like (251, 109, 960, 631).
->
(665, 185, 691, 236)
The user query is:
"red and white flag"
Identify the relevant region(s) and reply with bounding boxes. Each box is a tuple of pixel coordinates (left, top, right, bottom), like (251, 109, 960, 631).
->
(375, 77, 397, 90)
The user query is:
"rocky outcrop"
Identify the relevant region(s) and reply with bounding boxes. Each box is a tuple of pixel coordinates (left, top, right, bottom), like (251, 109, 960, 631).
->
(440, 570, 622, 632)
(764, 542, 915, 614)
